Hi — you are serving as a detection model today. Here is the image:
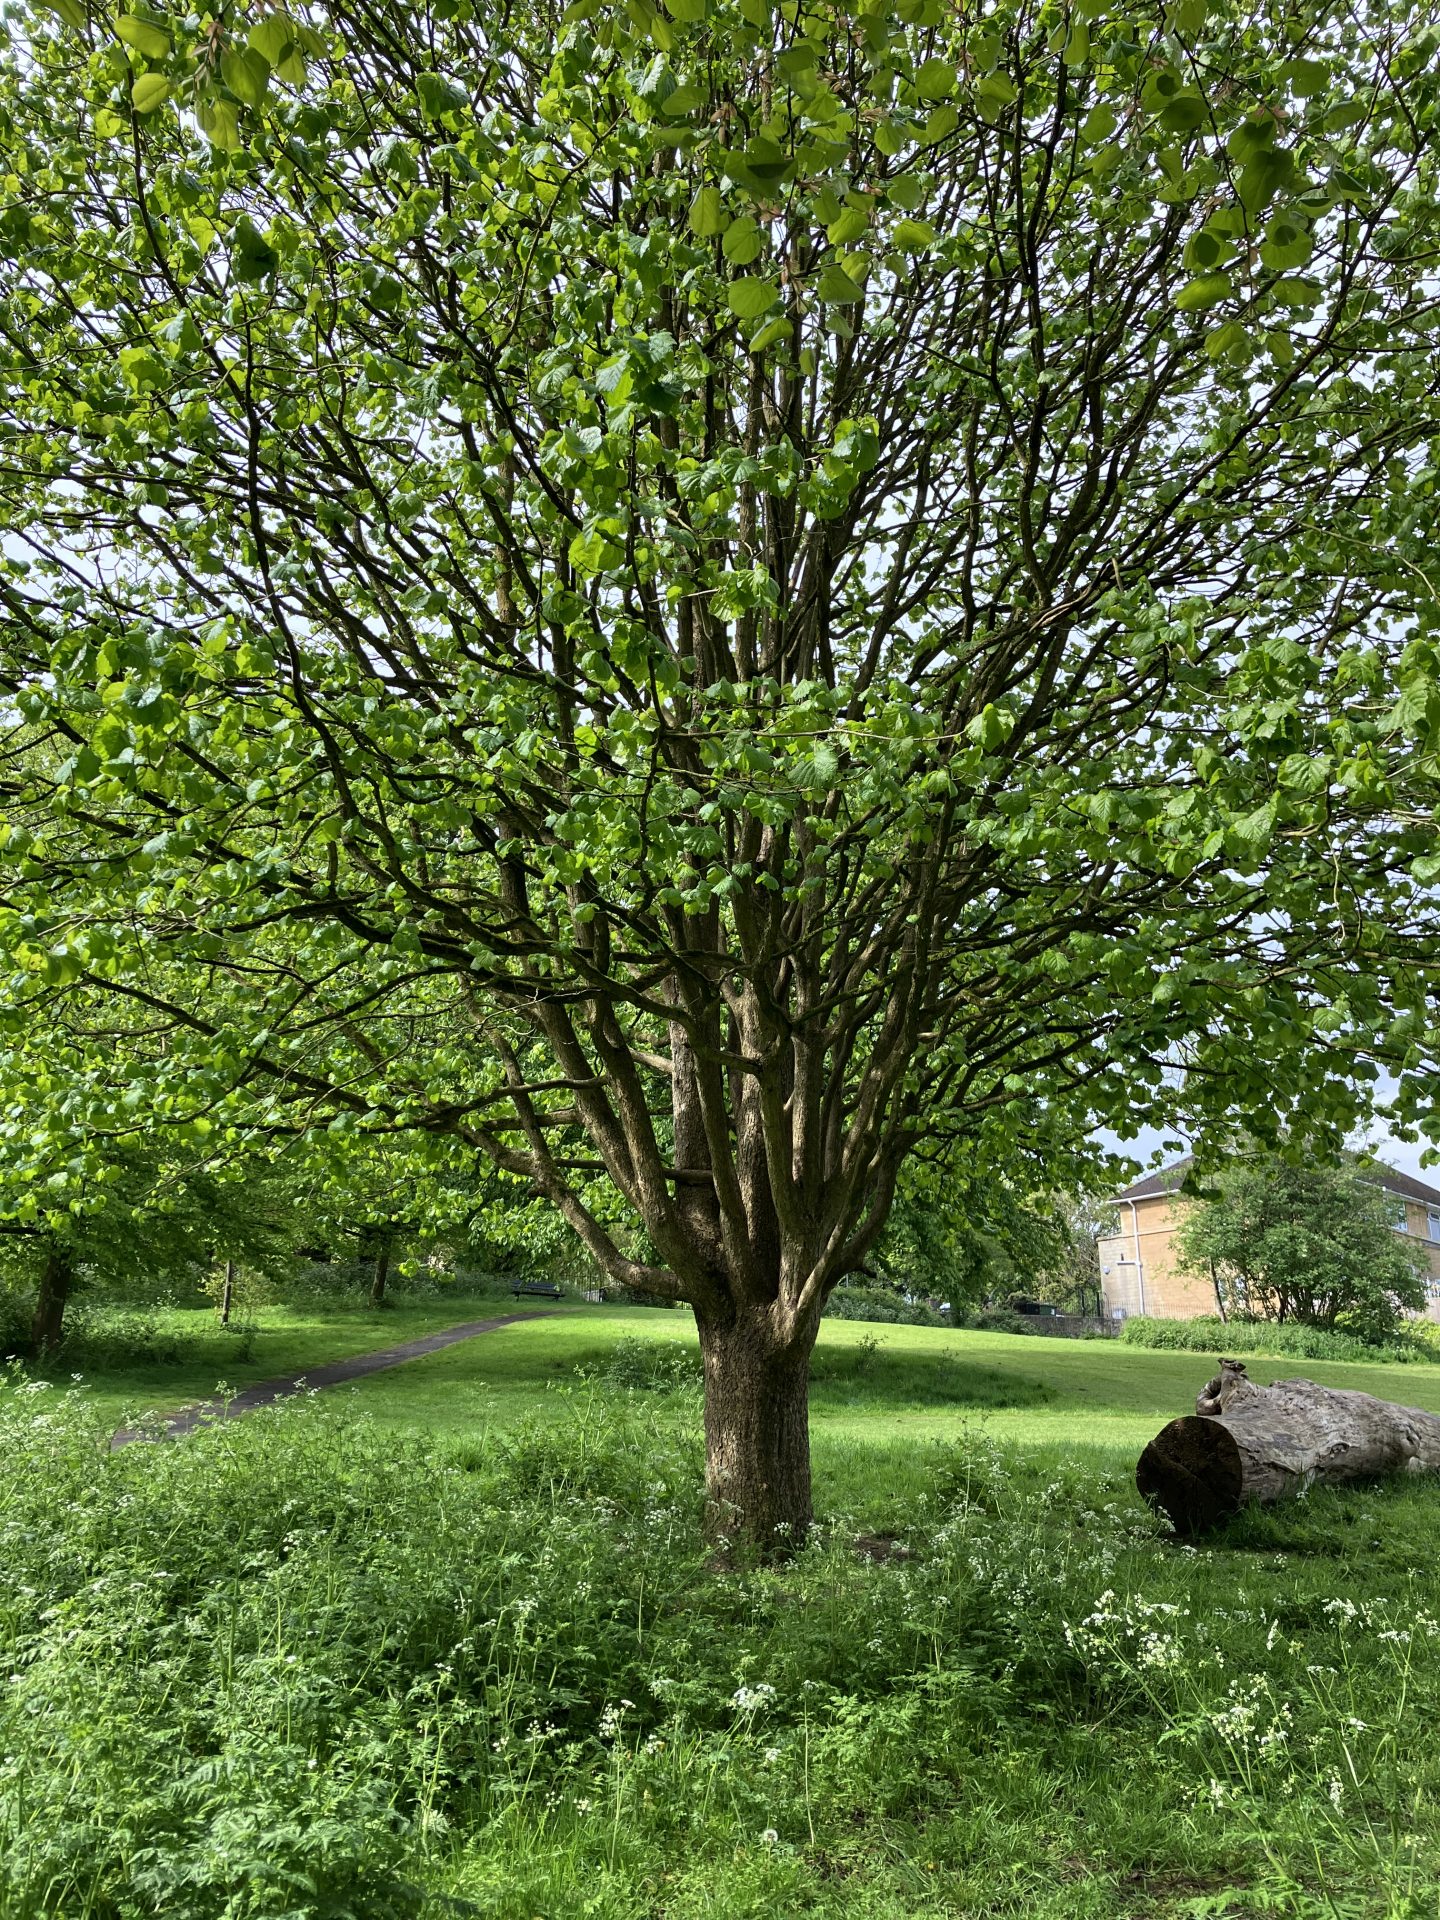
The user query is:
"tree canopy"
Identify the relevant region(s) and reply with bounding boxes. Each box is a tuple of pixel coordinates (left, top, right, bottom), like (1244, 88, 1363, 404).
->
(3, 0, 1440, 1540)
(1176, 1156, 1431, 1335)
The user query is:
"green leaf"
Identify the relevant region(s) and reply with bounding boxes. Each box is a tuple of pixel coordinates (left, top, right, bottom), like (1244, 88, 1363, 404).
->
(776, 41, 820, 79)
(914, 58, 955, 101)
(1203, 320, 1248, 361)
(825, 206, 869, 246)
(249, 14, 305, 83)
(817, 263, 865, 304)
(748, 314, 791, 353)
(726, 276, 779, 319)
(1062, 23, 1089, 65)
(1286, 58, 1327, 96)
(1270, 276, 1320, 308)
(417, 72, 468, 119)
(688, 186, 725, 238)
(1080, 102, 1116, 145)
(1158, 93, 1206, 135)
(1184, 227, 1230, 271)
(722, 216, 763, 265)
(975, 72, 1016, 108)
(923, 103, 959, 143)
(130, 73, 171, 113)
(41, 0, 86, 28)
(230, 213, 278, 284)
(221, 48, 270, 110)
(665, 0, 706, 18)
(1238, 149, 1297, 214)
(1259, 215, 1313, 272)
(964, 704, 1013, 751)
(892, 218, 936, 251)
(1174, 0, 1206, 30)
(197, 96, 241, 151)
(116, 14, 170, 59)
(659, 83, 705, 118)
(1175, 273, 1231, 311)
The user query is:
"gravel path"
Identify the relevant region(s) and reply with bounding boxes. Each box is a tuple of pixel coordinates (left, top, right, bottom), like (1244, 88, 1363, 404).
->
(109, 1311, 551, 1449)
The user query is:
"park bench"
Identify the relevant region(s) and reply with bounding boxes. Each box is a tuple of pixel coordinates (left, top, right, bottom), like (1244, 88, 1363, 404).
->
(509, 1280, 564, 1300)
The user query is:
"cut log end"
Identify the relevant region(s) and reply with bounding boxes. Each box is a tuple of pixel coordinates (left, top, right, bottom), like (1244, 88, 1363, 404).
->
(1136, 1415, 1245, 1535)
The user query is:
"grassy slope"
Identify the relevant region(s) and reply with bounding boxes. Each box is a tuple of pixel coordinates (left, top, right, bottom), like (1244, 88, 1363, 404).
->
(21, 1292, 566, 1421)
(48, 1297, 1440, 1516)
(326, 1305, 1440, 1515)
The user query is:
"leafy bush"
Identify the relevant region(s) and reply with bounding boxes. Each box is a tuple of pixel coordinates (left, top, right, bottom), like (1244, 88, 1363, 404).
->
(1117, 1313, 1438, 1365)
(824, 1283, 951, 1326)
(583, 1335, 702, 1394)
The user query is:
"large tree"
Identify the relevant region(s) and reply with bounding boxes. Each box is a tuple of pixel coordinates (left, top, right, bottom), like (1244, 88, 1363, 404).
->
(2, 0, 1440, 1544)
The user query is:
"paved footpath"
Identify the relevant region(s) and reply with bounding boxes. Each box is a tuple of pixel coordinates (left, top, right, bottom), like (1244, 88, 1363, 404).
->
(110, 1311, 550, 1449)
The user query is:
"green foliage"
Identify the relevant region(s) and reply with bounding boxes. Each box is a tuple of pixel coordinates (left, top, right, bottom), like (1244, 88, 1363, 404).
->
(1118, 1312, 1437, 1367)
(1175, 1157, 1430, 1336)
(581, 1333, 702, 1393)
(6, 1378, 1440, 1916)
(824, 1281, 953, 1326)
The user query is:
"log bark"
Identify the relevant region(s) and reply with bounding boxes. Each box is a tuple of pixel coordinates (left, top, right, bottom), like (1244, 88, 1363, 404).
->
(1137, 1358, 1440, 1534)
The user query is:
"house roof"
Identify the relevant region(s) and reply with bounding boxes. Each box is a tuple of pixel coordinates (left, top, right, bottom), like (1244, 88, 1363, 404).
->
(1113, 1154, 1440, 1209)
(1114, 1157, 1194, 1202)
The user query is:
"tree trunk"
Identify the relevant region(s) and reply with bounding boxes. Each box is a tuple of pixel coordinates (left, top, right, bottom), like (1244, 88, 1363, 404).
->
(1137, 1358, 1440, 1534)
(369, 1233, 391, 1308)
(31, 1244, 73, 1356)
(219, 1258, 235, 1326)
(697, 1316, 814, 1555)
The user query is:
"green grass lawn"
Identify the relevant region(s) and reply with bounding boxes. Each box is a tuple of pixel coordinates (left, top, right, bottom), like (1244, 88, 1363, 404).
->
(60, 1295, 1440, 1493)
(113, 1298, 1440, 1520)
(8, 1301, 1440, 1919)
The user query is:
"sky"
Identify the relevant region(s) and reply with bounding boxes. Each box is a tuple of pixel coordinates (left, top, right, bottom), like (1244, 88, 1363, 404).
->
(1104, 1106, 1435, 1189)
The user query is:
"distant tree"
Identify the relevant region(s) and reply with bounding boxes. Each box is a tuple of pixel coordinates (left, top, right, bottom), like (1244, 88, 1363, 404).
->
(1175, 1160, 1429, 1339)
(1026, 1193, 1109, 1318)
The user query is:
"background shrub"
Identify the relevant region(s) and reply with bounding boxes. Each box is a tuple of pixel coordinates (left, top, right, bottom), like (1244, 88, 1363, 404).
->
(1116, 1312, 1438, 1365)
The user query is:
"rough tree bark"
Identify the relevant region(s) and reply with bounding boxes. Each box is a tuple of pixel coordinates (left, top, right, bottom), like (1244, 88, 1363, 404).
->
(31, 1243, 73, 1355)
(1136, 1358, 1440, 1533)
(698, 1315, 815, 1549)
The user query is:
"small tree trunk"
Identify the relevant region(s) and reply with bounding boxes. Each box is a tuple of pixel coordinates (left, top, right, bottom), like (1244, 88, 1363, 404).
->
(1137, 1358, 1440, 1533)
(369, 1233, 391, 1308)
(219, 1258, 236, 1326)
(31, 1244, 73, 1356)
(697, 1316, 813, 1555)
(1210, 1259, 1227, 1321)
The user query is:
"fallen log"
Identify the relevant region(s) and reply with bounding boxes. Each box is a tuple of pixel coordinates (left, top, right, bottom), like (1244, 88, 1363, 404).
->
(1136, 1357, 1440, 1534)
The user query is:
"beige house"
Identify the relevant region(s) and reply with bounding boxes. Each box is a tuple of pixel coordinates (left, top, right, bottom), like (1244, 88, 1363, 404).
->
(1097, 1158, 1440, 1323)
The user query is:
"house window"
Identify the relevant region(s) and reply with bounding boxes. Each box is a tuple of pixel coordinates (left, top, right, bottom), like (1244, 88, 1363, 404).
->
(1427, 1209, 1440, 1244)
(1388, 1197, 1409, 1233)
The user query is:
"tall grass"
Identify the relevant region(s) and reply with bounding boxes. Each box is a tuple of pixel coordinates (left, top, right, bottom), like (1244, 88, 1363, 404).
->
(2, 1365, 1439, 1917)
